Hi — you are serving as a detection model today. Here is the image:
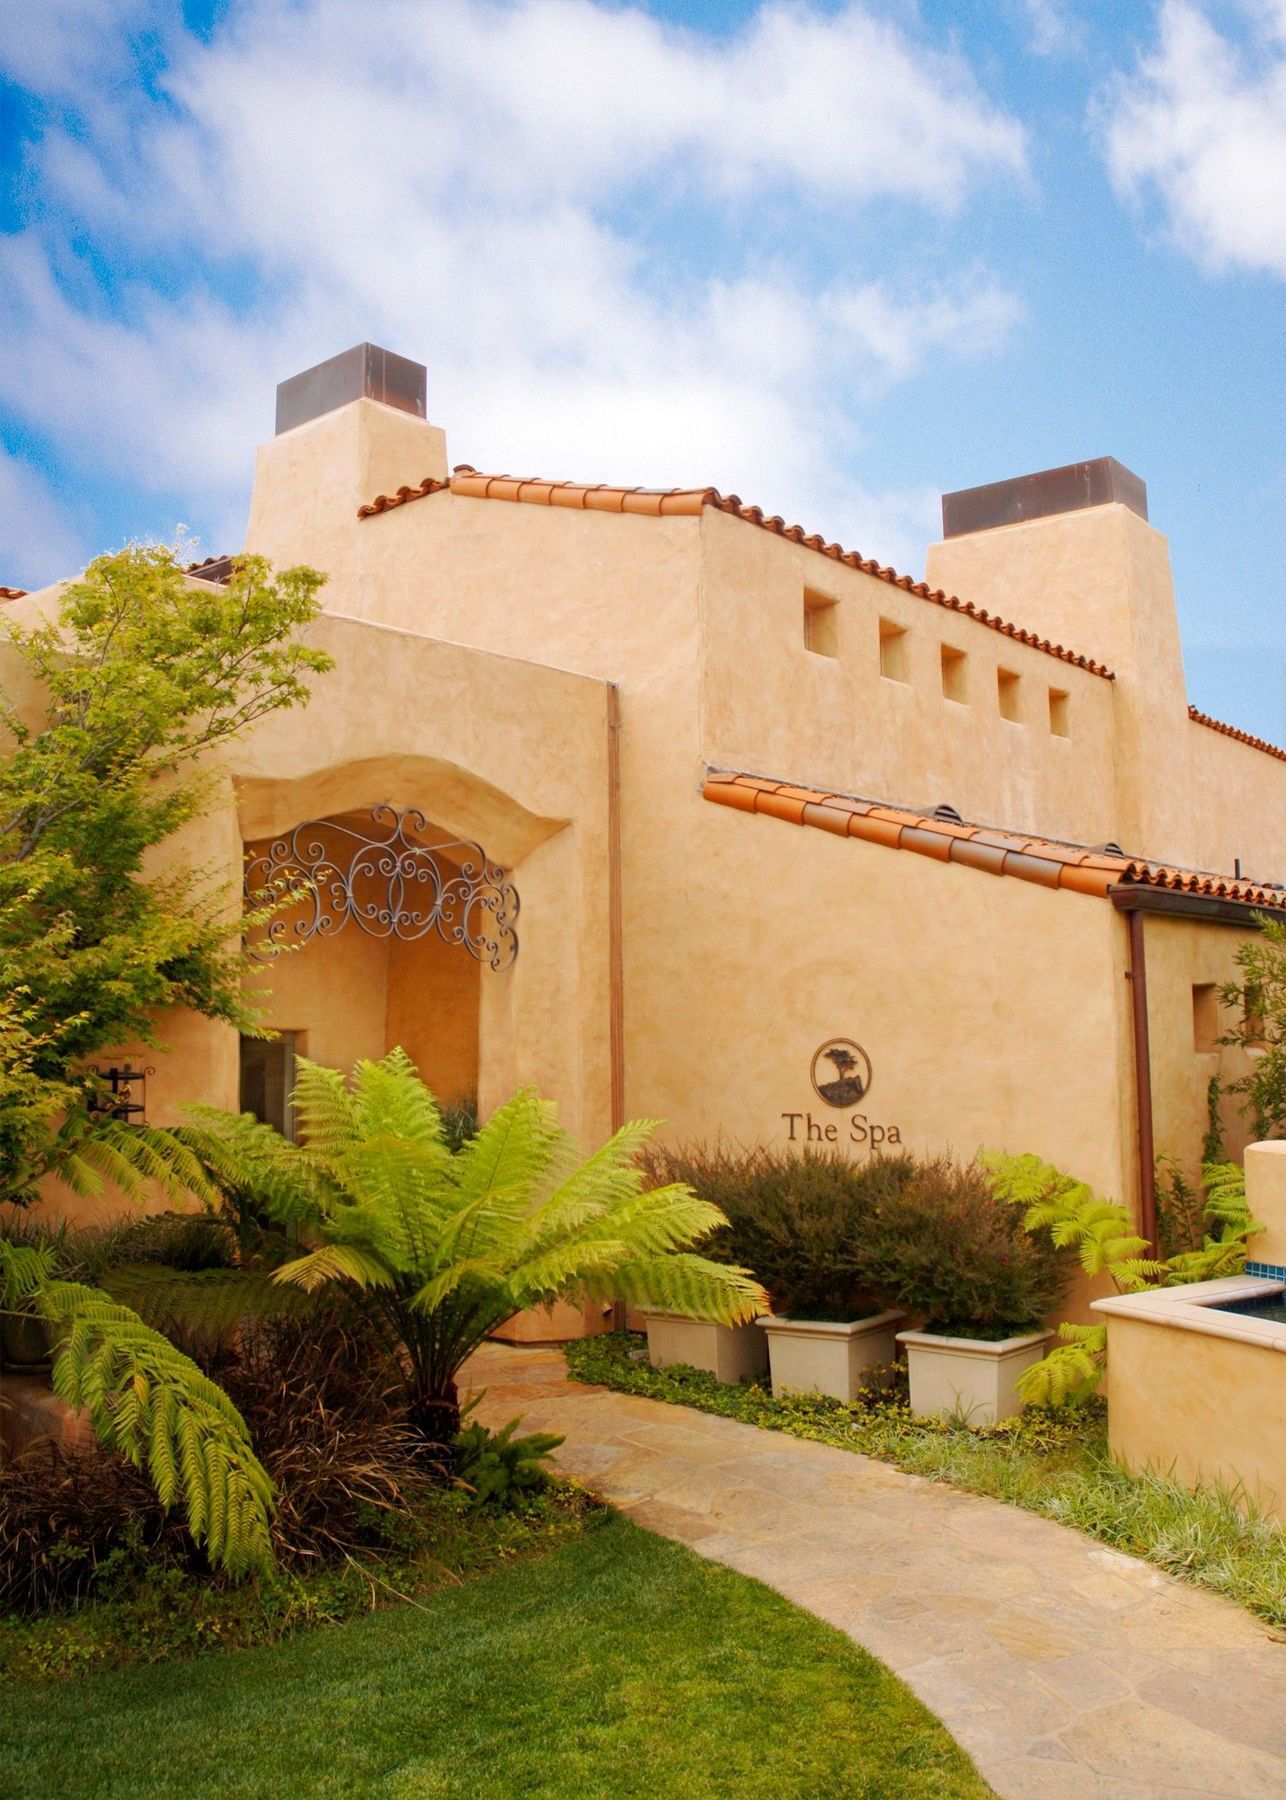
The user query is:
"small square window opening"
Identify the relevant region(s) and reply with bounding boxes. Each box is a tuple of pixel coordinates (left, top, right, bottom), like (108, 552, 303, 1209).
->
(803, 589, 839, 658)
(1048, 688, 1070, 737)
(879, 618, 909, 683)
(941, 645, 967, 703)
(998, 668, 1022, 722)
(1192, 984, 1219, 1053)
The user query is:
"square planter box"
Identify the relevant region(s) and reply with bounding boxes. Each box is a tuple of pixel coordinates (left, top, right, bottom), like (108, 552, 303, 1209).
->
(643, 1313, 769, 1384)
(759, 1312, 902, 1402)
(896, 1328, 1053, 1426)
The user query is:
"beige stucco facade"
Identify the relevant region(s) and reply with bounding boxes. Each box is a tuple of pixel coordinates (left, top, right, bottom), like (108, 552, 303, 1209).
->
(13, 353, 1285, 1311)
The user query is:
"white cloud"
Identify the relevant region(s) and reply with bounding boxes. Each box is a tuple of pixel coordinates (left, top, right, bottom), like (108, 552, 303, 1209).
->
(0, 447, 89, 590)
(1103, 1, 1286, 277)
(1019, 0, 1085, 60)
(0, 1, 1029, 569)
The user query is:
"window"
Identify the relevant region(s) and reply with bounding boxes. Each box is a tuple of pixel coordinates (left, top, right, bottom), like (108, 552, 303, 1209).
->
(803, 588, 839, 658)
(997, 667, 1022, 722)
(940, 645, 967, 703)
(1192, 985, 1219, 1053)
(240, 1031, 301, 1141)
(879, 618, 909, 682)
(1048, 688, 1070, 737)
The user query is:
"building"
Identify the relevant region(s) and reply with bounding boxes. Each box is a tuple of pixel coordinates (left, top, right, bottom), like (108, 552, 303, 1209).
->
(14, 343, 1285, 1331)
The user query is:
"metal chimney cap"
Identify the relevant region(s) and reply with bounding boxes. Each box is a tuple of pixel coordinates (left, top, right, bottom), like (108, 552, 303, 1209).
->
(941, 457, 1147, 539)
(275, 343, 427, 435)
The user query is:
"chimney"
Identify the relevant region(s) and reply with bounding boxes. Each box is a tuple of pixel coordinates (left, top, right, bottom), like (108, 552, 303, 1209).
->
(245, 344, 447, 579)
(924, 455, 1189, 860)
(274, 343, 428, 435)
(940, 457, 1147, 540)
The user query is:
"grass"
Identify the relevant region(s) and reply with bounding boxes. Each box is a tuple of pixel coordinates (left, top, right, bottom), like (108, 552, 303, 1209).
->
(0, 1484, 597, 1683)
(0, 1513, 992, 1800)
(567, 1334, 1286, 1631)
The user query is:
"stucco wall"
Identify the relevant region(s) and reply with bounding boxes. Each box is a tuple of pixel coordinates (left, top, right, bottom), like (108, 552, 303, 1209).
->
(700, 508, 1121, 847)
(627, 787, 1137, 1206)
(924, 506, 1284, 877)
(1143, 913, 1262, 1190)
(1105, 1314, 1286, 1522)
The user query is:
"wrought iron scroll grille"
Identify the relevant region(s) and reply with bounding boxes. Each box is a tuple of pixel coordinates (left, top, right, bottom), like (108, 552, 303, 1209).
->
(244, 807, 519, 971)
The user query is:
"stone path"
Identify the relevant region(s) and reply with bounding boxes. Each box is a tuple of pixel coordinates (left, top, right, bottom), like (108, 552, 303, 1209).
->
(463, 1342, 1286, 1800)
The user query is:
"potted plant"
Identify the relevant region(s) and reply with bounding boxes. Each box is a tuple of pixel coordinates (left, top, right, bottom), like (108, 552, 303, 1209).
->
(635, 1145, 772, 1382)
(640, 1146, 909, 1398)
(860, 1157, 1072, 1424)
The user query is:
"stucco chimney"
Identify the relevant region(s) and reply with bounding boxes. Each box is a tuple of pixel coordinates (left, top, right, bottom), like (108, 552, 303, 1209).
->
(924, 457, 1190, 859)
(244, 344, 448, 584)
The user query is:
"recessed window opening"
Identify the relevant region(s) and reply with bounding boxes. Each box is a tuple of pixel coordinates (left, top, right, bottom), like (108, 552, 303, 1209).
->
(1048, 688, 1070, 737)
(803, 588, 839, 658)
(1245, 984, 1269, 1051)
(940, 645, 967, 703)
(1192, 985, 1219, 1053)
(997, 667, 1022, 722)
(879, 618, 909, 683)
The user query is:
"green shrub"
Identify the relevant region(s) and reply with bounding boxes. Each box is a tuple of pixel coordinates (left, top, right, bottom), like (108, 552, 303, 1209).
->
(637, 1143, 912, 1320)
(858, 1156, 1072, 1336)
(452, 1400, 564, 1508)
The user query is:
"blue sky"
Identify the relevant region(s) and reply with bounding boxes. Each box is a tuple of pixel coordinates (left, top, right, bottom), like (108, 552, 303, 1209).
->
(0, 0, 1283, 743)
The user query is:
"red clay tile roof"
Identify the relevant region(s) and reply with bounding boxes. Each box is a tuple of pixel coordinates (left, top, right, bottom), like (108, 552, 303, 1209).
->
(358, 467, 1115, 680)
(0, 587, 28, 601)
(703, 770, 1286, 909)
(1188, 705, 1286, 765)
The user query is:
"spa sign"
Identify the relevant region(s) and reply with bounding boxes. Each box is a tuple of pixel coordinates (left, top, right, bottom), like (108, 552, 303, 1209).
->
(781, 1036, 903, 1151)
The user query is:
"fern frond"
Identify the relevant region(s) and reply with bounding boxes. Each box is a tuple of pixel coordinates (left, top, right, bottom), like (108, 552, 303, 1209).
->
(0, 1239, 56, 1305)
(270, 1242, 396, 1292)
(1016, 1323, 1107, 1407)
(35, 1277, 273, 1574)
(594, 1252, 767, 1325)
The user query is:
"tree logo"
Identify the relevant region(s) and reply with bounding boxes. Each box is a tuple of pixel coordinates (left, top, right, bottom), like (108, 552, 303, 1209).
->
(810, 1039, 872, 1108)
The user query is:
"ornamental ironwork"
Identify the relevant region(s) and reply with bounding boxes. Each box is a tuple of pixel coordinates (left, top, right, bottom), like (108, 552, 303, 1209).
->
(244, 806, 519, 971)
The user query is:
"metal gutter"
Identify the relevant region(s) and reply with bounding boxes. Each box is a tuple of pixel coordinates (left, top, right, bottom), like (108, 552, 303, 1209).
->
(1108, 884, 1281, 929)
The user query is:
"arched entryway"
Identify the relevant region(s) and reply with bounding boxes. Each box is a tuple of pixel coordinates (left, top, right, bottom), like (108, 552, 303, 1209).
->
(240, 804, 519, 1131)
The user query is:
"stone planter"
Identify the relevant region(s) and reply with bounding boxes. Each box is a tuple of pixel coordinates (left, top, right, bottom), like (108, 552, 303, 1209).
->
(643, 1313, 768, 1384)
(897, 1328, 1053, 1426)
(759, 1312, 902, 1401)
(1, 1311, 52, 1373)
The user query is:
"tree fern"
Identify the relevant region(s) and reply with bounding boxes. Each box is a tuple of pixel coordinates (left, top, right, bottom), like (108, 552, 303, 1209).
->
(0, 1245, 273, 1574)
(187, 1050, 768, 1443)
(989, 1149, 1264, 1408)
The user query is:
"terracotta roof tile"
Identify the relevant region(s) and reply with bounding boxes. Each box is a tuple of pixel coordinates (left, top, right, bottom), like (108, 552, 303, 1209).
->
(702, 770, 1286, 909)
(357, 467, 1114, 679)
(1188, 705, 1286, 765)
(0, 587, 28, 601)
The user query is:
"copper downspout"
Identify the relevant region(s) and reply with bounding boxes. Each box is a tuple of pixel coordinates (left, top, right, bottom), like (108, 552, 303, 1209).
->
(607, 683, 625, 1133)
(607, 684, 627, 1332)
(1124, 906, 1158, 1256)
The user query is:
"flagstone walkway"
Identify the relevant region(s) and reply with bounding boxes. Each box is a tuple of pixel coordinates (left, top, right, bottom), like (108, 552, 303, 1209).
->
(463, 1342, 1286, 1800)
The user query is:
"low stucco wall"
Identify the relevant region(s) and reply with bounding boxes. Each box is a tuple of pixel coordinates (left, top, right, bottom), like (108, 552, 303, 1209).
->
(1104, 1312, 1286, 1523)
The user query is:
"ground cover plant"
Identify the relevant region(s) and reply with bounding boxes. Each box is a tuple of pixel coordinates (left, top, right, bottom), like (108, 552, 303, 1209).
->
(567, 1334, 1286, 1631)
(0, 1514, 992, 1800)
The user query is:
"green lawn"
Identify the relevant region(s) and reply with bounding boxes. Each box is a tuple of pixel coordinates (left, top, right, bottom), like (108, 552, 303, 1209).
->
(0, 1514, 990, 1800)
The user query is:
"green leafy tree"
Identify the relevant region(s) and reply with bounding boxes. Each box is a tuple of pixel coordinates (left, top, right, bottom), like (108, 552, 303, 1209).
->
(0, 1240, 273, 1575)
(0, 543, 331, 1204)
(189, 1051, 768, 1446)
(1220, 913, 1286, 1139)
(988, 1153, 1260, 1406)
